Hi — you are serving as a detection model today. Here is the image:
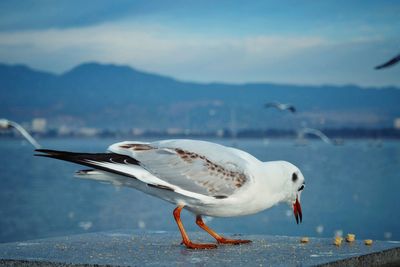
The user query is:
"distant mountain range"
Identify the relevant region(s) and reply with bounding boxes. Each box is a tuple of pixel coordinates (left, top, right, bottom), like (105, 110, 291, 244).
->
(1, 62, 399, 130)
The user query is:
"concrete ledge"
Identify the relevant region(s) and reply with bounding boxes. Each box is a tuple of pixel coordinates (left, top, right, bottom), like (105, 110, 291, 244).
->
(0, 230, 399, 266)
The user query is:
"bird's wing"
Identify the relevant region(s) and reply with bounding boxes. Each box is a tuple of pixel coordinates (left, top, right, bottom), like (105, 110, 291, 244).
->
(375, 53, 400, 69)
(108, 140, 258, 198)
(35, 150, 141, 180)
(265, 102, 279, 109)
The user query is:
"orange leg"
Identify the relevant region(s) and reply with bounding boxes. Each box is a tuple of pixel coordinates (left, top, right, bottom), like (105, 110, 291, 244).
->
(173, 206, 217, 249)
(196, 215, 252, 245)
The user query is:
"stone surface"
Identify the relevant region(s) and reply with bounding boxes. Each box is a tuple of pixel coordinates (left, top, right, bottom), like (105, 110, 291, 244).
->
(0, 230, 399, 266)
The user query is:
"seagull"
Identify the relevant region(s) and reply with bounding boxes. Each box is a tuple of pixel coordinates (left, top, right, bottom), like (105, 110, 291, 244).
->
(374, 53, 400, 70)
(0, 118, 41, 149)
(297, 128, 333, 145)
(265, 102, 296, 113)
(35, 139, 305, 249)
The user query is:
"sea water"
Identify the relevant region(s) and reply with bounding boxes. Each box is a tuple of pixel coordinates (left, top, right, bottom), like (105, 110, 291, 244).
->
(0, 138, 399, 243)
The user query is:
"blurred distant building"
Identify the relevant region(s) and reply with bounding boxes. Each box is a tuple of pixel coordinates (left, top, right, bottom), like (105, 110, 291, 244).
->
(78, 127, 99, 137)
(58, 125, 72, 136)
(166, 128, 183, 135)
(132, 128, 145, 136)
(216, 129, 224, 137)
(394, 118, 400, 129)
(32, 118, 47, 133)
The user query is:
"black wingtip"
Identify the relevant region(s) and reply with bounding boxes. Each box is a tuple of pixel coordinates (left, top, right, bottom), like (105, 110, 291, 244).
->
(374, 54, 400, 70)
(34, 149, 87, 157)
(35, 149, 46, 155)
(34, 150, 71, 160)
(35, 149, 52, 153)
(34, 149, 140, 180)
(34, 153, 60, 159)
(35, 149, 64, 155)
(35, 149, 56, 157)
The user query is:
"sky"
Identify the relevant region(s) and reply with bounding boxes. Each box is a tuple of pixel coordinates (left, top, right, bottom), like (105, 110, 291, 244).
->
(0, 0, 399, 86)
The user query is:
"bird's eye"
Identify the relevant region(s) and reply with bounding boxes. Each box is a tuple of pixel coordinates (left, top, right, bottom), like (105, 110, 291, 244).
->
(292, 173, 298, 182)
(298, 184, 305, 191)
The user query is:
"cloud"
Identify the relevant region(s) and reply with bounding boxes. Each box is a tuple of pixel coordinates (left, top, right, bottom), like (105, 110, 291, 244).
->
(0, 21, 325, 72)
(0, 0, 167, 31)
(0, 20, 398, 86)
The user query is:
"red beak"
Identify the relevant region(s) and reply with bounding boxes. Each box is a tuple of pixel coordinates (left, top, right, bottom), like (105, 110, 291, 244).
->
(293, 196, 302, 224)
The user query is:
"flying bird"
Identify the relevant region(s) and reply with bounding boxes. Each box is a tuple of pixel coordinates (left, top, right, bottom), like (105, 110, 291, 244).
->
(374, 53, 400, 70)
(0, 118, 41, 149)
(297, 128, 333, 145)
(265, 102, 296, 113)
(36, 139, 305, 249)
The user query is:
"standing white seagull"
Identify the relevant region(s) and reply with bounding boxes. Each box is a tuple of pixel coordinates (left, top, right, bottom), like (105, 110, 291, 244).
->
(36, 139, 305, 249)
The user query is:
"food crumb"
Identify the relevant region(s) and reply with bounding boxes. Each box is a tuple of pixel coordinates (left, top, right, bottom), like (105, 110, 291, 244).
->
(346, 233, 355, 242)
(364, 239, 373, 246)
(300, 237, 309, 243)
(334, 237, 343, 246)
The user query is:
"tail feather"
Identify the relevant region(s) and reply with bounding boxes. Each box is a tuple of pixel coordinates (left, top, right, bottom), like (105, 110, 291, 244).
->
(35, 149, 140, 180)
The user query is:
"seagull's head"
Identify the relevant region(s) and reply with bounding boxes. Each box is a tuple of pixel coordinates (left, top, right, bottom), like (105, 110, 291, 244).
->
(276, 161, 305, 224)
(0, 119, 11, 129)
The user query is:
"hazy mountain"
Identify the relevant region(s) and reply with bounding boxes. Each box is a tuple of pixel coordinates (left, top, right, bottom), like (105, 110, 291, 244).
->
(1, 62, 399, 130)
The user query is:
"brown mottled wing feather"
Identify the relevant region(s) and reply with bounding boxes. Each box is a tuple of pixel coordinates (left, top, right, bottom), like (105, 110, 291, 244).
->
(111, 141, 250, 197)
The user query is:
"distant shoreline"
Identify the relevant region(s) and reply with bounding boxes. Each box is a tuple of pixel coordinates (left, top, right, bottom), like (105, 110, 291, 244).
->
(1, 127, 399, 140)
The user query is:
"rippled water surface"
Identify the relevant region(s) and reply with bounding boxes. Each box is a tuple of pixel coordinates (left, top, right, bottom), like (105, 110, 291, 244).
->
(0, 138, 399, 243)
